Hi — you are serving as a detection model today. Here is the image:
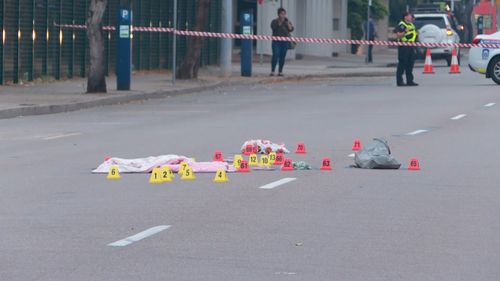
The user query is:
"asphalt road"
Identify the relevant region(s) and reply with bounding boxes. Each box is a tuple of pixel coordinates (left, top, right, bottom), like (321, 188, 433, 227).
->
(1, 68, 500, 281)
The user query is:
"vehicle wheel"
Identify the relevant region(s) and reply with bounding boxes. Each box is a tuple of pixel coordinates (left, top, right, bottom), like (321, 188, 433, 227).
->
(489, 56, 500, 85)
(446, 56, 452, 66)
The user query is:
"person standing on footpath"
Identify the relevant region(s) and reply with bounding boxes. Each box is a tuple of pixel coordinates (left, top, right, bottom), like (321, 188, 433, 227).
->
(270, 8, 294, 77)
(363, 16, 377, 63)
(394, 12, 418, 86)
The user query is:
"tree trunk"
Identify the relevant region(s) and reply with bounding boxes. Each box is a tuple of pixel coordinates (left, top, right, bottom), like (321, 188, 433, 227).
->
(464, 0, 475, 43)
(177, 0, 210, 79)
(86, 0, 108, 93)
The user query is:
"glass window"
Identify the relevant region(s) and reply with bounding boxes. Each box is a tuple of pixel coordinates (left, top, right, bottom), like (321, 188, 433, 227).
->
(414, 17, 446, 29)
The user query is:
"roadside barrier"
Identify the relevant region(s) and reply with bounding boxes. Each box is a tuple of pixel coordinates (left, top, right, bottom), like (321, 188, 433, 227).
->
(57, 23, 500, 49)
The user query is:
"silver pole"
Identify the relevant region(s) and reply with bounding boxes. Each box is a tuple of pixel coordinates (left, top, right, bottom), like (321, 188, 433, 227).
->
(220, 0, 232, 77)
(172, 0, 177, 85)
(366, 0, 371, 64)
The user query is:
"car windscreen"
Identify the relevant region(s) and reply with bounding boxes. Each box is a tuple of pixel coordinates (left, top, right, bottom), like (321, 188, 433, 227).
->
(414, 17, 446, 29)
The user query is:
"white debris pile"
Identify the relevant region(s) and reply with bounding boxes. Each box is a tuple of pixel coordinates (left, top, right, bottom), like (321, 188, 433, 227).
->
(240, 139, 290, 154)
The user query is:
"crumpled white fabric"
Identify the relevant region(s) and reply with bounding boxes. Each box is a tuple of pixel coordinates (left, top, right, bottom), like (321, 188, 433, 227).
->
(240, 139, 290, 154)
(92, 154, 236, 173)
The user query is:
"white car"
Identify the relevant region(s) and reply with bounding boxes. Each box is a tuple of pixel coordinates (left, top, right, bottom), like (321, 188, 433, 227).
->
(468, 31, 500, 85)
(414, 13, 462, 65)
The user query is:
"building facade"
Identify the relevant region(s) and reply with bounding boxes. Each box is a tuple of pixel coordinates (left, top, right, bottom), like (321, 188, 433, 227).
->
(473, 0, 497, 35)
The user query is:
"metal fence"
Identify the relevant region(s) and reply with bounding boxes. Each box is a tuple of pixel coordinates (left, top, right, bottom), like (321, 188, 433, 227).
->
(0, 0, 221, 85)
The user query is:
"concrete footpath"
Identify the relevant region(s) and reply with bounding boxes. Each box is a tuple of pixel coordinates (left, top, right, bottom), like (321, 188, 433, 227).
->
(0, 50, 400, 119)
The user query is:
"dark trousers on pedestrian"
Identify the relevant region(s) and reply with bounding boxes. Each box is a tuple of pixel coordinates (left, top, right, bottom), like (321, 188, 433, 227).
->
(271, 41, 290, 73)
(396, 46, 416, 85)
(367, 44, 373, 63)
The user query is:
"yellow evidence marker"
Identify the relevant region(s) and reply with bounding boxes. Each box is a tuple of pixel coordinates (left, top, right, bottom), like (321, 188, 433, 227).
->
(233, 154, 243, 169)
(161, 166, 175, 182)
(178, 162, 189, 175)
(149, 167, 163, 184)
(259, 155, 271, 168)
(107, 165, 121, 180)
(269, 152, 277, 165)
(213, 169, 229, 183)
(181, 166, 196, 180)
(248, 154, 259, 167)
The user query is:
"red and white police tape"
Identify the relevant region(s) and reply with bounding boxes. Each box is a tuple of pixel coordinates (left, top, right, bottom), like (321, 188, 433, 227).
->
(56, 24, 500, 49)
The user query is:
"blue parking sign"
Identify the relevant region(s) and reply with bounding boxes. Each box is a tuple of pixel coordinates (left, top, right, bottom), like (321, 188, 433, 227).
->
(122, 10, 129, 20)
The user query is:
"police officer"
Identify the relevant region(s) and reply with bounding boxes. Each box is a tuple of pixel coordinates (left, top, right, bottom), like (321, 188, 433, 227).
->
(394, 12, 418, 86)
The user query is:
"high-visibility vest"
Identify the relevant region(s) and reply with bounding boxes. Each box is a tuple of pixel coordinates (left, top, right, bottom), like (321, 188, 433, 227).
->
(398, 21, 417, 43)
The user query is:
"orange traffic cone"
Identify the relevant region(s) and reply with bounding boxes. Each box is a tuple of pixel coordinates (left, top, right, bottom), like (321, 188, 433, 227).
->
(295, 142, 307, 154)
(423, 48, 434, 74)
(281, 158, 294, 171)
(449, 48, 460, 74)
(408, 157, 421, 171)
(352, 139, 362, 151)
(320, 157, 332, 171)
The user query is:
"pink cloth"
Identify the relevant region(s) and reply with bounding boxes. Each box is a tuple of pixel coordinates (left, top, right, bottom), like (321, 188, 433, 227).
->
(169, 162, 236, 173)
(92, 154, 236, 173)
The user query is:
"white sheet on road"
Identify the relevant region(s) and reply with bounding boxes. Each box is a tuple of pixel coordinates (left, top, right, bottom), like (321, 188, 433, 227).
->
(92, 154, 236, 173)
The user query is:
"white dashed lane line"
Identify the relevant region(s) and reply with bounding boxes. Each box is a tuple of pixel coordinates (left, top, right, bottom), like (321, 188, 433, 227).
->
(43, 132, 82, 140)
(108, 225, 171, 247)
(355, 103, 493, 151)
(407, 129, 428, 136)
(258, 178, 297, 190)
(450, 114, 467, 120)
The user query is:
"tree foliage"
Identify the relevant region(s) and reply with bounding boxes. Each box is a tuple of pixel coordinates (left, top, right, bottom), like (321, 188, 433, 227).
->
(348, 0, 388, 40)
(388, 0, 417, 26)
